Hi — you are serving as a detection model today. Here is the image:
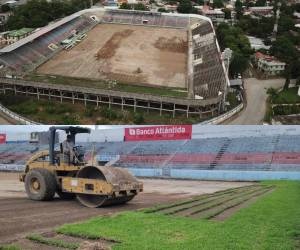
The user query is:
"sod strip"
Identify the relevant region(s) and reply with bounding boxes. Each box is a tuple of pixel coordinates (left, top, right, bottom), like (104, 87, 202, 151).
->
(199, 187, 274, 219)
(26, 234, 80, 249)
(173, 186, 267, 217)
(189, 186, 272, 218)
(145, 184, 259, 213)
(156, 185, 261, 215)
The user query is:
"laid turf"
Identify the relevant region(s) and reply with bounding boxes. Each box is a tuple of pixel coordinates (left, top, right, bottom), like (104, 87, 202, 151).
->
(26, 234, 79, 249)
(57, 181, 300, 250)
(0, 246, 21, 250)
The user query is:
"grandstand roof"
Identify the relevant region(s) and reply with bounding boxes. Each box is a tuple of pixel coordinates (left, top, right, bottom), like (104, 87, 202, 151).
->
(0, 12, 80, 53)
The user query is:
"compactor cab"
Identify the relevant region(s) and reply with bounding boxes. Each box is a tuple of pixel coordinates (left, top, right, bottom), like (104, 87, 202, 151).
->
(20, 126, 143, 207)
(48, 126, 89, 167)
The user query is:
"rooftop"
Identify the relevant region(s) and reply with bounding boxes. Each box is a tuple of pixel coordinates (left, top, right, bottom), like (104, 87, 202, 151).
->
(7, 28, 34, 37)
(249, 6, 273, 10)
(255, 52, 285, 65)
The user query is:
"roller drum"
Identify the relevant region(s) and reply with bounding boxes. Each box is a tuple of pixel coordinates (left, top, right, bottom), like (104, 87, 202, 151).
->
(75, 165, 140, 208)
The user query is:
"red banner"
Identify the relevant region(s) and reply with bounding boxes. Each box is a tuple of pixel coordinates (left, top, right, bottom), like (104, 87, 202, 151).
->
(124, 125, 192, 141)
(0, 134, 6, 144)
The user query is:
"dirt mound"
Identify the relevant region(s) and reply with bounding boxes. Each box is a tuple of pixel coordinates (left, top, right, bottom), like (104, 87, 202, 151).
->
(79, 241, 111, 250)
(154, 36, 188, 53)
(96, 29, 134, 60)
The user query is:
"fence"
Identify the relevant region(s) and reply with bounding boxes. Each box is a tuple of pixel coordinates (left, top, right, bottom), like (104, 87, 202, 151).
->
(200, 103, 244, 125)
(0, 102, 40, 125)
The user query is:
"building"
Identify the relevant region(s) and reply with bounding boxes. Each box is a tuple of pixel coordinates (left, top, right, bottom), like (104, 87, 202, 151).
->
(247, 36, 270, 51)
(255, 52, 286, 76)
(0, 12, 10, 26)
(3, 28, 34, 44)
(199, 5, 225, 24)
(249, 6, 273, 17)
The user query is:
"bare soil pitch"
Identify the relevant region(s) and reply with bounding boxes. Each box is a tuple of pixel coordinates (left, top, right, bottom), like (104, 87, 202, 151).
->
(0, 172, 252, 245)
(37, 24, 188, 88)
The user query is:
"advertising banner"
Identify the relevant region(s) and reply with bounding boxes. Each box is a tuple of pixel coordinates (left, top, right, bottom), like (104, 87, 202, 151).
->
(124, 125, 192, 141)
(0, 134, 6, 144)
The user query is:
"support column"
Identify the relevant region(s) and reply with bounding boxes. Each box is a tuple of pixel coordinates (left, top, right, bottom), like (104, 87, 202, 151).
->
(160, 102, 162, 116)
(96, 96, 99, 107)
(173, 103, 176, 118)
(14, 85, 16, 95)
(37, 88, 40, 100)
(60, 91, 63, 103)
(134, 99, 136, 112)
(186, 105, 189, 118)
(121, 98, 124, 111)
(48, 90, 51, 100)
(108, 96, 111, 109)
(147, 101, 150, 113)
(84, 94, 87, 107)
(72, 92, 75, 104)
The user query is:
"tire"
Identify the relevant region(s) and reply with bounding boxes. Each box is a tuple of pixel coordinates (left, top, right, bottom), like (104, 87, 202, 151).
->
(25, 168, 56, 201)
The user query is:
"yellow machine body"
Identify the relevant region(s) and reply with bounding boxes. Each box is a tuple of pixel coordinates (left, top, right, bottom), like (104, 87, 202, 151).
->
(20, 149, 143, 208)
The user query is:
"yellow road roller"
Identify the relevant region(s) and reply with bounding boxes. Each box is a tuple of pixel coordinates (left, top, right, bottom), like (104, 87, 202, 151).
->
(19, 126, 143, 207)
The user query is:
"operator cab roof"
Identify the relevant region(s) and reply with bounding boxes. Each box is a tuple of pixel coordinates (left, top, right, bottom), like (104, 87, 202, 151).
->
(49, 126, 91, 134)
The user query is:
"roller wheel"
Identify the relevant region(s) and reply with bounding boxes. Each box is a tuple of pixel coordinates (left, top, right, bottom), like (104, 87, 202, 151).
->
(25, 168, 56, 201)
(75, 166, 138, 208)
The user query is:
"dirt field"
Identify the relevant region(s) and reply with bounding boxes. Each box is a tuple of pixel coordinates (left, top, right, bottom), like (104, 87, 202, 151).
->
(0, 172, 252, 245)
(37, 24, 188, 88)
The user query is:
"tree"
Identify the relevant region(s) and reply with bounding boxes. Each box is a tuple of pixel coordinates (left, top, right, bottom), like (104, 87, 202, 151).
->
(255, 0, 266, 6)
(229, 52, 249, 77)
(1, 4, 10, 13)
(216, 23, 252, 76)
(237, 16, 275, 39)
(266, 87, 278, 101)
(158, 7, 168, 12)
(235, 0, 243, 19)
(134, 3, 148, 10)
(271, 36, 298, 63)
(213, 0, 223, 8)
(177, 0, 194, 13)
(278, 15, 295, 34)
(223, 8, 231, 19)
(6, 0, 90, 30)
(120, 2, 131, 9)
(283, 66, 291, 90)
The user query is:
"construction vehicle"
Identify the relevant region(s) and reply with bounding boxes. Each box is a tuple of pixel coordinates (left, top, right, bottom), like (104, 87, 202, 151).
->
(20, 126, 143, 208)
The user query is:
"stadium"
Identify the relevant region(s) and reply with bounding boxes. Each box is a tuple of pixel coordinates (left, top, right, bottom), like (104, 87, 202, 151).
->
(1, 125, 300, 180)
(0, 125, 299, 249)
(0, 8, 229, 119)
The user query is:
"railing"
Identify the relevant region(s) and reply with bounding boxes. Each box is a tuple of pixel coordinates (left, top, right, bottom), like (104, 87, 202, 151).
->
(0, 102, 41, 125)
(200, 103, 244, 125)
(0, 164, 24, 171)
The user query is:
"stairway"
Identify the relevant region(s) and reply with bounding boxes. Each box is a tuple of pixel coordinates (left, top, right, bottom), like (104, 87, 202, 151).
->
(209, 138, 232, 169)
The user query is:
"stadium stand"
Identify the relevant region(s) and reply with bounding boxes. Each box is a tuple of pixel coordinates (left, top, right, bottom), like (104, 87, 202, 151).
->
(1, 135, 300, 174)
(102, 10, 189, 29)
(0, 15, 96, 72)
(191, 20, 227, 98)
